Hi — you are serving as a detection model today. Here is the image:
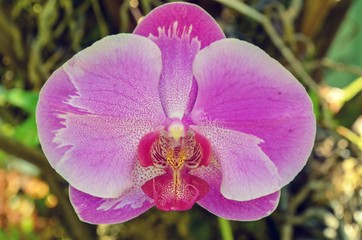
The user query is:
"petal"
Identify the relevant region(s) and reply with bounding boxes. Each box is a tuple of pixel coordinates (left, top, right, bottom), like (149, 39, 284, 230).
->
(36, 34, 166, 198)
(36, 68, 85, 166)
(69, 164, 164, 224)
(149, 26, 200, 118)
(134, 2, 225, 119)
(191, 39, 316, 187)
(53, 115, 161, 198)
(69, 186, 152, 224)
(62, 34, 164, 120)
(193, 157, 280, 221)
(193, 126, 280, 201)
(134, 2, 225, 48)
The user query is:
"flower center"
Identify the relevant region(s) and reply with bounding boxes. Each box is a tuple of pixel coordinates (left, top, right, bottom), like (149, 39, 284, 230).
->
(151, 128, 203, 170)
(138, 121, 211, 211)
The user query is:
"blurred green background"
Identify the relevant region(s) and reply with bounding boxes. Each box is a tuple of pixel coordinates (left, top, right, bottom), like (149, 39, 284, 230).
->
(1, 0, 362, 239)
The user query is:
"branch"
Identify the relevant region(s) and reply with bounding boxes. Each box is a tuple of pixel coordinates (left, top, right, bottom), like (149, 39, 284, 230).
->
(0, 135, 50, 170)
(321, 58, 362, 77)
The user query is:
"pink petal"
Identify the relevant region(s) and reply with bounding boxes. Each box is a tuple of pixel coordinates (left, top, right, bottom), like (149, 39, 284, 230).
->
(134, 2, 225, 48)
(70, 186, 152, 224)
(149, 27, 200, 118)
(36, 34, 165, 198)
(36, 68, 85, 167)
(53, 115, 161, 198)
(69, 164, 164, 224)
(191, 39, 316, 187)
(193, 158, 280, 221)
(62, 34, 164, 120)
(193, 126, 280, 201)
(134, 2, 225, 119)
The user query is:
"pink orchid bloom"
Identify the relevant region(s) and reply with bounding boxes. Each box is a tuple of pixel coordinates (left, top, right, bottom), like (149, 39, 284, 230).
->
(36, 2, 316, 224)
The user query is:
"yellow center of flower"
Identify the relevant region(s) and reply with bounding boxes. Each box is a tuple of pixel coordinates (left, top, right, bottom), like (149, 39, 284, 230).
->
(166, 147, 187, 170)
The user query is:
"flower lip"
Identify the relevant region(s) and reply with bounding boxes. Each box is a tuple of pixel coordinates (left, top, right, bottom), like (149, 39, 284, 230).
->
(137, 121, 212, 211)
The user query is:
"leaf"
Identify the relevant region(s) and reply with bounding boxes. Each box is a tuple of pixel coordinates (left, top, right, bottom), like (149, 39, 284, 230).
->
(0, 86, 38, 113)
(0, 86, 39, 146)
(13, 115, 39, 147)
(324, 0, 362, 88)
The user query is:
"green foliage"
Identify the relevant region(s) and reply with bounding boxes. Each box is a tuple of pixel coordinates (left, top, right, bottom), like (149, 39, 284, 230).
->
(325, 0, 362, 88)
(0, 86, 39, 147)
(0, 227, 39, 240)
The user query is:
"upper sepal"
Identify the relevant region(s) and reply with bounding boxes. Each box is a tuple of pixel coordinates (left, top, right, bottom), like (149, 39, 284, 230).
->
(134, 2, 225, 48)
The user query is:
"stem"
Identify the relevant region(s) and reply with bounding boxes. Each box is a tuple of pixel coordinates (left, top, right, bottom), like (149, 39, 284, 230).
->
(321, 58, 362, 76)
(342, 77, 362, 103)
(336, 126, 362, 151)
(218, 217, 234, 240)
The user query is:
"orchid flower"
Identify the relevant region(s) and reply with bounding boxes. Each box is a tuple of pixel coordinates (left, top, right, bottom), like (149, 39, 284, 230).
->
(36, 2, 316, 224)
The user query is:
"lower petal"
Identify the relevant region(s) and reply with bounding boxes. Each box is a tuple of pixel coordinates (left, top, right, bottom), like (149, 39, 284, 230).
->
(69, 163, 164, 224)
(69, 186, 153, 224)
(199, 189, 280, 221)
(193, 158, 280, 221)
